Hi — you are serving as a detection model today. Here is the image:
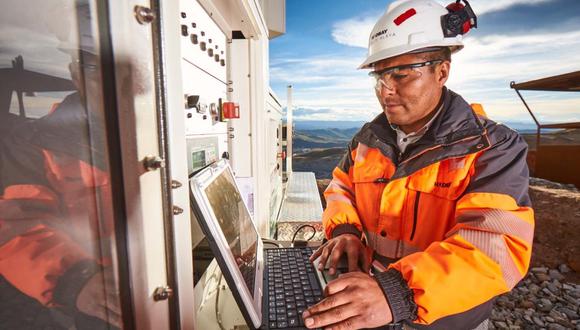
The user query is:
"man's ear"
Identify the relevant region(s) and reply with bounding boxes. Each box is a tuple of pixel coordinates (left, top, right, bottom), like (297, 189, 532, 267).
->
(437, 61, 450, 87)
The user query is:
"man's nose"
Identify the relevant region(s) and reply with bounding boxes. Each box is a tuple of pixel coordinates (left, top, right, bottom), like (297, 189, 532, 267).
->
(379, 77, 395, 91)
(379, 79, 396, 95)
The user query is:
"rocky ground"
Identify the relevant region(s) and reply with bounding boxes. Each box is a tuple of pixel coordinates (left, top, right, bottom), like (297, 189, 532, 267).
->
(490, 178, 580, 330)
(490, 265, 580, 329)
(315, 177, 580, 329)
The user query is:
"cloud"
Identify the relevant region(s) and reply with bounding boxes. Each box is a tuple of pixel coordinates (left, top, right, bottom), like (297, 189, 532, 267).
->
(0, 27, 71, 77)
(271, 1, 579, 123)
(290, 106, 378, 121)
(270, 50, 384, 121)
(482, 97, 580, 123)
(273, 23, 580, 122)
(292, 107, 335, 116)
(456, 0, 557, 15)
(331, 15, 379, 48)
(329, 0, 559, 49)
(445, 28, 580, 122)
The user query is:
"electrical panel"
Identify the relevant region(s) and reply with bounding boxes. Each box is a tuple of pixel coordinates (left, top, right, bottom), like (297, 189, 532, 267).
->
(180, 0, 228, 174)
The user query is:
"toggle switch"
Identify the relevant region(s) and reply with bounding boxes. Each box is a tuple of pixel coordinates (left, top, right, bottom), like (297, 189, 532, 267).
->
(185, 94, 199, 109)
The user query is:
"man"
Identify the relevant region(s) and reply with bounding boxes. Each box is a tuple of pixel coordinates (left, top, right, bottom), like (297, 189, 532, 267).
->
(304, 0, 534, 329)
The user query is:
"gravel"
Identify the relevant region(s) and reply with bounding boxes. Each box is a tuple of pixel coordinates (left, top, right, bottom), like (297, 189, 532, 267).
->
(529, 177, 579, 192)
(489, 265, 580, 330)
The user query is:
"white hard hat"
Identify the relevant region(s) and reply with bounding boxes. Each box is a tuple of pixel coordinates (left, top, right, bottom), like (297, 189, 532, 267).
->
(359, 0, 476, 69)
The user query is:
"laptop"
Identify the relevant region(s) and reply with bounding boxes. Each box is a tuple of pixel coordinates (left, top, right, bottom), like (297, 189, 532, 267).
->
(189, 160, 328, 329)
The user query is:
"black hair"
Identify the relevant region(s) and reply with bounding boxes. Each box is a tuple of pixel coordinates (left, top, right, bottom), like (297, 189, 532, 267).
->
(417, 47, 451, 72)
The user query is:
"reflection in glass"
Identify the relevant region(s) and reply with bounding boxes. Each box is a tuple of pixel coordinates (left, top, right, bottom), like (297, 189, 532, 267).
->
(0, 1, 122, 328)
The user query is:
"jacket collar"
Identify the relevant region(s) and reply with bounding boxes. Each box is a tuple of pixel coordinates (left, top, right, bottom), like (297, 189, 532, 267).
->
(368, 87, 484, 154)
(358, 88, 490, 178)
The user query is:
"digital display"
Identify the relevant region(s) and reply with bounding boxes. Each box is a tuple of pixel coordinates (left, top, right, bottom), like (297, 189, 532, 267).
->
(204, 168, 258, 295)
(191, 150, 206, 171)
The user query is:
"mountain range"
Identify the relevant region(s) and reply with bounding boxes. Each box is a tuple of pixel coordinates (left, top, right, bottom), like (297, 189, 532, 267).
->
(293, 127, 357, 151)
(293, 120, 539, 151)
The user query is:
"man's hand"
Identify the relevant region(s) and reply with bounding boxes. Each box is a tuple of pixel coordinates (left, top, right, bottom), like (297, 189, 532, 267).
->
(302, 272, 392, 329)
(309, 234, 370, 275)
(76, 269, 122, 328)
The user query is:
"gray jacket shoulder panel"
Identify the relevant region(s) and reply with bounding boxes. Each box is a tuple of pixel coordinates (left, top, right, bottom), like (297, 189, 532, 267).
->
(464, 118, 531, 207)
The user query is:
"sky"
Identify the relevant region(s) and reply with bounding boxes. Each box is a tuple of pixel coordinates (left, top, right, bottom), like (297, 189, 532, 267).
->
(269, 0, 580, 126)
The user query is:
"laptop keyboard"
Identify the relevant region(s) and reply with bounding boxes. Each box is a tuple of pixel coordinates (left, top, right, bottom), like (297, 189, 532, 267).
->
(265, 247, 323, 329)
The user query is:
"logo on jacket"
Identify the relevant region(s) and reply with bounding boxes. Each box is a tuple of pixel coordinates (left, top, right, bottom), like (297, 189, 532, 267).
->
(434, 182, 452, 188)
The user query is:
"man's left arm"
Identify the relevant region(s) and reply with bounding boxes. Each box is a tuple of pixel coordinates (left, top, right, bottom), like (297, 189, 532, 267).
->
(381, 129, 534, 327)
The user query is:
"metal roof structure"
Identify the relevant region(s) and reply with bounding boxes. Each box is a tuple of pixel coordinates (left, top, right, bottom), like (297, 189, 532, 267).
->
(510, 72, 580, 148)
(511, 71, 580, 188)
(510, 71, 580, 92)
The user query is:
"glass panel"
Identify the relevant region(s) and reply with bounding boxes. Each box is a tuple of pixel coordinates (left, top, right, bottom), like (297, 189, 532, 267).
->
(0, 1, 123, 329)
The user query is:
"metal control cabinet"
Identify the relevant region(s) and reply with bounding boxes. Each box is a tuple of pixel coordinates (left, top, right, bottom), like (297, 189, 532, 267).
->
(180, 0, 228, 176)
(160, 0, 289, 328)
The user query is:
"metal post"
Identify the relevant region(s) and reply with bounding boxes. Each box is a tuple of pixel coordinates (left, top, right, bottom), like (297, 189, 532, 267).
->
(511, 82, 542, 151)
(286, 84, 293, 175)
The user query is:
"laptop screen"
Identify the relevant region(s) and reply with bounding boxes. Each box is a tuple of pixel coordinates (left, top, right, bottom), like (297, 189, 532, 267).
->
(204, 166, 258, 296)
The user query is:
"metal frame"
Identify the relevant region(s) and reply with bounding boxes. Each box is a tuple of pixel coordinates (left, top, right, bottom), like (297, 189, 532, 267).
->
(107, 0, 173, 328)
(93, 1, 138, 328)
(510, 80, 580, 151)
(150, 1, 181, 328)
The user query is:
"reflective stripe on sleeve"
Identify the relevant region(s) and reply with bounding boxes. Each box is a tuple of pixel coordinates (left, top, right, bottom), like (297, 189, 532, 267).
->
(457, 229, 523, 289)
(454, 209, 534, 244)
(449, 208, 533, 289)
(325, 193, 355, 206)
(325, 179, 354, 198)
(366, 230, 421, 259)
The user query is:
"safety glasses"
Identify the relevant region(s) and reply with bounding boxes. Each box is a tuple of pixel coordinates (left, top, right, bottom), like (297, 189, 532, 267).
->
(369, 59, 443, 90)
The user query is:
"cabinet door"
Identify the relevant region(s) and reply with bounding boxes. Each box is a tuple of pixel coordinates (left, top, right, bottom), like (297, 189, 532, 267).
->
(0, 1, 133, 329)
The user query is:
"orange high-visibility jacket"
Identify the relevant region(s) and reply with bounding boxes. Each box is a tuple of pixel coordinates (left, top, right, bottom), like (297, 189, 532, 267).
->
(323, 89, 534, 329)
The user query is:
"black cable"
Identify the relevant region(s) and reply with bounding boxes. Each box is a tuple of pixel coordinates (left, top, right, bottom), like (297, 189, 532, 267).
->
(291, 224, 317, 245)
(262, 238, 283, 248)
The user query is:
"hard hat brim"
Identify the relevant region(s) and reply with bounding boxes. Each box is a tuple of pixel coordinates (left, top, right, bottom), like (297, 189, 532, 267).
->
(358, 40, 463, 70)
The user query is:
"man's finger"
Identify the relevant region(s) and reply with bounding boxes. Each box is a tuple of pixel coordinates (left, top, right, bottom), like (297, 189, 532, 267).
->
(304, 290, 352, 316)
(346, 250, 359, 273)
(303, 302, 358, 329)
(327, 241, 345, 274)
(324, 316, 365, 330)
(316, 243, 334, 271)
(323, 274, 357, 296)
(309, 242, 327, 262)
(359, 249, 371, 273)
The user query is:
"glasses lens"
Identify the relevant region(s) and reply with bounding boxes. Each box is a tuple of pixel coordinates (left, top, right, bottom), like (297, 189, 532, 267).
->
(374, 67, 421, 90)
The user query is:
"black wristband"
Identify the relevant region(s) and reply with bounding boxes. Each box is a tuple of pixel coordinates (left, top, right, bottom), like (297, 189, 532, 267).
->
(53, 259, 100, 308)
(374, 268, 418, 323)
(331, 223, 362, 239)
